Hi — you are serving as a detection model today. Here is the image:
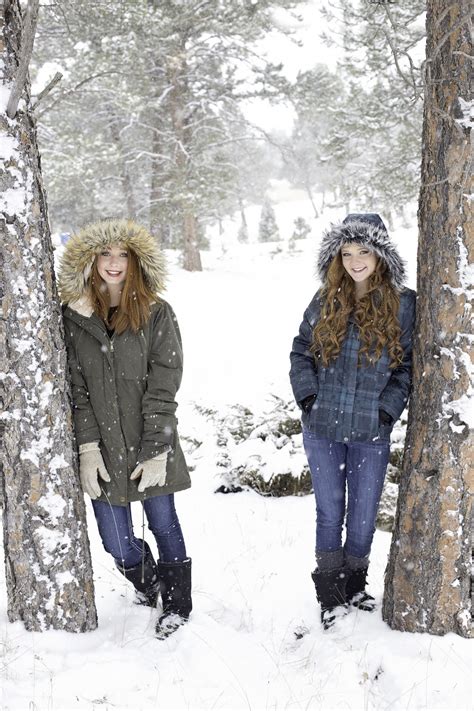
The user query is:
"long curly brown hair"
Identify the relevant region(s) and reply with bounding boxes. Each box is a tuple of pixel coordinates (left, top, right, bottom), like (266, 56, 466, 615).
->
(311, 251, 403, 368)
(89, 248, 158, 334)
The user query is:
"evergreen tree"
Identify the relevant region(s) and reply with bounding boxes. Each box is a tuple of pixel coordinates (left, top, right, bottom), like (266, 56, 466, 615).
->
(285, 65, 347, 214)
(258, 198, 280, 242)
(32, 0, 303, 269)
(319, 0, 425, 217)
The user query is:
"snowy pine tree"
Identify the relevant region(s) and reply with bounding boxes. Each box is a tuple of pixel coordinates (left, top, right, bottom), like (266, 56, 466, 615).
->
(32, 0, 303, 269)
(285, 65, 346, 214)
(320, 0, 425, 217)
(258, 198, 280, 243)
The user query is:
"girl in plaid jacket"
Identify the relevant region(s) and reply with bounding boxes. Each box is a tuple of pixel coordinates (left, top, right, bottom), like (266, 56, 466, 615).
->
(290, 213, 416, 629)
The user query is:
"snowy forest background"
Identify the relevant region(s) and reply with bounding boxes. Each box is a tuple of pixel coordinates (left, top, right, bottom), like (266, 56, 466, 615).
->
(33, 0, 424, 254)
(1, 1, 472, 710)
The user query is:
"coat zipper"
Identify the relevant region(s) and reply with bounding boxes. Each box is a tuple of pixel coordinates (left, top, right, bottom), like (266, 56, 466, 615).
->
(106, 333, 129, 497)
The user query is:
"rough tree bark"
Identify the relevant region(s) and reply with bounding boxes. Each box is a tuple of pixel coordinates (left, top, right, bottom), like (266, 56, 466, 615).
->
(0, 0, 97, 631)
(383, 0, 472, 638)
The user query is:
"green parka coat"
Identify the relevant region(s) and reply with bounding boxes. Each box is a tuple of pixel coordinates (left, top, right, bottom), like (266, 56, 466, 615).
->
(59, 219, 191, 506)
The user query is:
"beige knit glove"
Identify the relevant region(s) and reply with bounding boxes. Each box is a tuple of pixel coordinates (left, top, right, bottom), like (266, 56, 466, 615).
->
(78, 442, 111, 499)
(130, 451, 168, 492)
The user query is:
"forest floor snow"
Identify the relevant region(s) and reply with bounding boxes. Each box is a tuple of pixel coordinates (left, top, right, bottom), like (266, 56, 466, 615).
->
(1, 213, 472, 710)
(1, 489, 472, 711)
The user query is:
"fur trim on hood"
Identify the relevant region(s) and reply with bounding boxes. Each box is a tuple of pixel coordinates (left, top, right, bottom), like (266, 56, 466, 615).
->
(58, 219, 167, 306)
(317, 213, 406, 291)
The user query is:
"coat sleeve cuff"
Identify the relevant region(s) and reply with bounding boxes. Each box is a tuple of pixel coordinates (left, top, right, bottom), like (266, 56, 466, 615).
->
(378, 400, 399, 423)
(78, 441, 100, 454)
(137, 443, 172, 464)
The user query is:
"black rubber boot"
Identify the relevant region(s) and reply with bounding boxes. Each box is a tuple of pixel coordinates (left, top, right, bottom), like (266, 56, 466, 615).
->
(115, 542, 159, 607)
(311, 567, 349, 630)
(346, 567, 376, 612)
(156, 558, 192, 639)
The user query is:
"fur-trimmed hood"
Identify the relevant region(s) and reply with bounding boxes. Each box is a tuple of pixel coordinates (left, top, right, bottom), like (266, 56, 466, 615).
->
(58, 219, 167, 310)
(317, 213, 406, 290)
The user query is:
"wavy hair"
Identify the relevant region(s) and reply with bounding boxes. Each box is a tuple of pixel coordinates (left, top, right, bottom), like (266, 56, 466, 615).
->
(89, 248, 158, 334)
(311, 251, 403, 368)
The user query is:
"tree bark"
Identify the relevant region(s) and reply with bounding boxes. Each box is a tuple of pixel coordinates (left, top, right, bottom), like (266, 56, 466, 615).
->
(149, 123, 170, 245)
(0, 0, 97, 632)
(182, 210, 202, 271)
(383, 0, 473, 638)
(107, 106, 138, 219)
(166, 42, 202, 272)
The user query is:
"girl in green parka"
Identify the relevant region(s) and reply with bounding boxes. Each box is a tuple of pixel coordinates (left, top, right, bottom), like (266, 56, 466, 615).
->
(59, 218, 192, 639)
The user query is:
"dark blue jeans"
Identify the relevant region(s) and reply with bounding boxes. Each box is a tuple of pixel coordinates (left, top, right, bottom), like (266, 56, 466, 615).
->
(303, 431, 390, 562)
(92, 494, 187, 568)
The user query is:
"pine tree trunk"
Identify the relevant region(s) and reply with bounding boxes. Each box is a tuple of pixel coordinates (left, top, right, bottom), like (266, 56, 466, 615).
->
(238, 198, 247, 229)
(149, 124, 167, 245)
(167, 42, 202, 272)
(237, 198, 249, 244)
(303, 180, 319, 218)
(382, 0, 472, 638)
(107, 106, 137, 218)
(182, 210, 202, 271)
(0, 0, 97, 632)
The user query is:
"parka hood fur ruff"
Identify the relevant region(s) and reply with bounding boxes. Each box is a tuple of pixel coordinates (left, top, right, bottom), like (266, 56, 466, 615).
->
(317, 219, 407, 291)
(58, 219, 167, 312)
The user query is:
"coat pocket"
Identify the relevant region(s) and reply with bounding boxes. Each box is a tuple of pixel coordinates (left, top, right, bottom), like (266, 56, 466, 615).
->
(114, 331, 148, 381)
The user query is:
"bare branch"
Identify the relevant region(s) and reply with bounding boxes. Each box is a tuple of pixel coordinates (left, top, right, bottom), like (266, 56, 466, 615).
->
(381, 28, 419, 102)
(31, 71, 62, 110)
(36, 71, 125, 118)
(382, 4, 422, 103)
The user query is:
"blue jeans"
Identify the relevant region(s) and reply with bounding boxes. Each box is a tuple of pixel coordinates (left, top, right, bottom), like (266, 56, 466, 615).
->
(92, 494, 187, 568)
(303, 431, 390, 562)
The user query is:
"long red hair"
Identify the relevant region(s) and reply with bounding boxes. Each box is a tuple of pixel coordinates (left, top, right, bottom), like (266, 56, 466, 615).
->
(89, 248, 158, 333)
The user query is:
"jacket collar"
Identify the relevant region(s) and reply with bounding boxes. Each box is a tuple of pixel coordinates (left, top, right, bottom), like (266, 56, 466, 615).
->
(63, 297, 109, 345)
(68, 294, 94, 317)
(63, 295, 160, 341)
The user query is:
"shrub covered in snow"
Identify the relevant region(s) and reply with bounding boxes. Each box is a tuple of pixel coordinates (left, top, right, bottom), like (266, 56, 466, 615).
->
(193, 398, 311, 496)
(185, 399, 408, 531)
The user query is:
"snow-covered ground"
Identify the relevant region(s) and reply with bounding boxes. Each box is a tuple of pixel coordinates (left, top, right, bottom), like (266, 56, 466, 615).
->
(1, 205, 471, 710)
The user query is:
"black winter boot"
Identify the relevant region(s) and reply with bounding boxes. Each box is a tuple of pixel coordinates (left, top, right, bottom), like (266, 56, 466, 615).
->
(115, 542, 159, 607)
(346, 567, 376, 612)
(311, 567, 349, 630)
(156, 558, 192, 639)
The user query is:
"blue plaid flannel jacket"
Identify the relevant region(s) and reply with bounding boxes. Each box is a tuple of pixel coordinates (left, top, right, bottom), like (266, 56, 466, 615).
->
(289, 288, 416, 443)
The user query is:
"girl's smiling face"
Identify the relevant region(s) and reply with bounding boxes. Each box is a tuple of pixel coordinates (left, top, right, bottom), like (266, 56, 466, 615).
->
(340, 243, 377, 286)
(97, 245, 128, 287)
